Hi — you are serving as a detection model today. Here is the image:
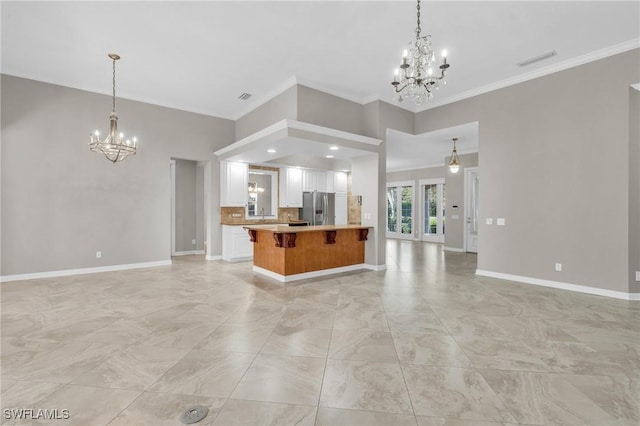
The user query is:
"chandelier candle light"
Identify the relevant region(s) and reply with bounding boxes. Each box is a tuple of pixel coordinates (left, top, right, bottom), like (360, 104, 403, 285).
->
(89, 53, 137, 164)
(391, 0, 450, 105)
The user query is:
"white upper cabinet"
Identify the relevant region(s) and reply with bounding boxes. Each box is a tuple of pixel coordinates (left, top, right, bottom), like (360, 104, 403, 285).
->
(279, 167, 303, 207)
(333, 171, 348, 194)
(302, 169, 327, 192)
(220, 161, 248, 207)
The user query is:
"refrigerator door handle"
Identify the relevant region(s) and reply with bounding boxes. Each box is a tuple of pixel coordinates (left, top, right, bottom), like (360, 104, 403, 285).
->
(324, 194, 328, 225)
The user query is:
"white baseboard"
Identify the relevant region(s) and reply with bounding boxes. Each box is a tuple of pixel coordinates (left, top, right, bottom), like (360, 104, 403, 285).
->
(253, 264, 371, 283)
(0, 260, 173, 283)
(223, 255, 253, 263)
(476, 269, 640, 301)
(206, 255, 222, 261)
(364, 264, 387, 271)
(173, 250, 205, 256)
(443, 246, 465, 252)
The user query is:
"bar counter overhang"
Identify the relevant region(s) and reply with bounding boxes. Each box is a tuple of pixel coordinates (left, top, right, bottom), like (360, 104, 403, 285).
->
(243, 224, 374, 282)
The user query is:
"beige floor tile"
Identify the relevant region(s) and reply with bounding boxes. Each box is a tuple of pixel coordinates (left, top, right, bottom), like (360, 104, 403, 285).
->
(277, 305, 336, 330)
(71, 345, 189, 391)
(260, 325, 331, 358)
(392, 333, 473, 367)
(195, 324, 274, 354)
(27, 384, 139, 425)
(480, 369, 640, 425)
(385, 311, 449, 335)
(316, 407, 417, 425)
(328, 329, 398, 362)
(0, 381, 63, 416)
(149, 350, 255, 397)
(108, 392, 226, 426)
(231, 354, 325, 405)
(402, 365, 515, 422)
(320, 359, 413, 415)
(415, 417, 519, 426)
(211, 399, 316, 425)
(333, 308, 389, 331)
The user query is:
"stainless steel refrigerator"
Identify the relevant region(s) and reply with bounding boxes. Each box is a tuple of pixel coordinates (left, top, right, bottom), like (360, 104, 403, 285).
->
(300, 191, 335, 226)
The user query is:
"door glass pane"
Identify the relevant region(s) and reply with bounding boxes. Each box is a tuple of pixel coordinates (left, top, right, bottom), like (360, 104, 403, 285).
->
(442, 184, 446, 235)
(387, 187, 397, 232)
(424, 184, 437, 235)
(401, 186, 412, 234)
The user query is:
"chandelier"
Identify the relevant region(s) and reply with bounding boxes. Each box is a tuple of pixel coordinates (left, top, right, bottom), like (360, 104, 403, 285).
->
(448, 137, 460, 173)
(391, 0, 450, 105)
(248, 182, 264, 199)
(89, 53, 137, 163)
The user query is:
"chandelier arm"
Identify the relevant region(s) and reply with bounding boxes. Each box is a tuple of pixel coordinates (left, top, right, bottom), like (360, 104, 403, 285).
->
(416, 0, 421, 38)
(394, 84, 409, 93)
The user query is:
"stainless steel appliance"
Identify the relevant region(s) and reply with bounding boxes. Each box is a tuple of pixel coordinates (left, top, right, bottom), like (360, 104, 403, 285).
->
(300, 191, 335, 226)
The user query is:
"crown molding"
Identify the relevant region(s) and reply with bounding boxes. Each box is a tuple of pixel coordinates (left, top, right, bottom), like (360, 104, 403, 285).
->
(416, 38, 640, 113)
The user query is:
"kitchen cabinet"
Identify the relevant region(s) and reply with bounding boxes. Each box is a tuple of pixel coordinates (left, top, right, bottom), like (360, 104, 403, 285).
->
(279, 167, 303, 207)
(333, 171, 348, 194)
(302, 170, 327, 192)
(220, 161, 248, 207)
(222, 225, 253, 262)
(335, 193, 348, 225)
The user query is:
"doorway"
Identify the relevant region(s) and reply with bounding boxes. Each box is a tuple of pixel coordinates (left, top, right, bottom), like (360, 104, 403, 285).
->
(465, 167, 479, 253)
(386, 181, 415, 239)
(420, 179, 445, 243)
(170, 159, 206, 256)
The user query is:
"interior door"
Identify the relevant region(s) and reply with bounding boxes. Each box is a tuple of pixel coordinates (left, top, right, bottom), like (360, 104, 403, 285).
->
(465, 168, 479, 253)
(387, 182, 414, 239)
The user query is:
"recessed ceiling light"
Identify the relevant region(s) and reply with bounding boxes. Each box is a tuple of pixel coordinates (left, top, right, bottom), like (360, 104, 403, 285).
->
(326, 155, 334, 158)
(267, 149, 276, 153)
(329, 146, 339, 151)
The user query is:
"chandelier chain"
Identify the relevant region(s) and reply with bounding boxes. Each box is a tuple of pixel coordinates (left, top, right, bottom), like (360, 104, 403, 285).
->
(416, 0, 421, 37)
(112, 58, 116, 113)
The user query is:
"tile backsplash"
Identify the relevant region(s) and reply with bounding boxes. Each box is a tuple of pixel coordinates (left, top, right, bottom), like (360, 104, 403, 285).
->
(221, 207, 299, 225)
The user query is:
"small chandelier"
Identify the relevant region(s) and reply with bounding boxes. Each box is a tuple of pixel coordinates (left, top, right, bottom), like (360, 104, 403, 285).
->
(391, 0, 450, 105)
(89, 53, 137, 164)
(448, 137, 460, 173)
(248, 182, 264, 199)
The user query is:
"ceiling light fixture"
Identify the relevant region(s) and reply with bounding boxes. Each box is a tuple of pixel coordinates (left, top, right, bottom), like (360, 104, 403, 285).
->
(326, 155, 334, 159)
(448, 137, 460, 173)
(329, 146, 339, 151)
(89, 53, 137, 164)
(267, 149, 276, 153)
(391, 0, 450, 105)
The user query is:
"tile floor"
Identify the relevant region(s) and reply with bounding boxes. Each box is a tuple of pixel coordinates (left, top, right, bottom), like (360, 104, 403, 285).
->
(1, 240, 639, 425)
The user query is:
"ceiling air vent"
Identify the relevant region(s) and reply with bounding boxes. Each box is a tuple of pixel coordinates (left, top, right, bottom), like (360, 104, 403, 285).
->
(517, 50, 557, 67)
(238, 92, 252, 100)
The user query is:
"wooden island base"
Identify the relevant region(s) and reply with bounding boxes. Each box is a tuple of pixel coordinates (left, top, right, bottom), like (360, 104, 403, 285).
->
(244, 225, 373, 282)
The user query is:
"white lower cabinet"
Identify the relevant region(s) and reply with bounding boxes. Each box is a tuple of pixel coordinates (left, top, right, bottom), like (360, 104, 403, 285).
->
(222, 225, 253, 262)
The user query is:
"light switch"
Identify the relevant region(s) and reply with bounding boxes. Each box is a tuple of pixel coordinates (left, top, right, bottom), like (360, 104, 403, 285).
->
(486, 218, 493, 225)
(496, 218, 506, 226)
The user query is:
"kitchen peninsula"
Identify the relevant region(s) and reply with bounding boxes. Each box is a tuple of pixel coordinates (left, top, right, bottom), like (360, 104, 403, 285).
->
(243, 224, 373, 282)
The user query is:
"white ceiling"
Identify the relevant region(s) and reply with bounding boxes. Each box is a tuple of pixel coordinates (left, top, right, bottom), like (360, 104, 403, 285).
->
(387, 122, 479, 172)
(2, 1, 638, 122)
(2, 1, 638, 172)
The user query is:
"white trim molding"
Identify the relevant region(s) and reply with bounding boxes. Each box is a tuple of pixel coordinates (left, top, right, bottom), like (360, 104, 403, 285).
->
(443, 246, 465, 252)
(253, 264, 372, 282)
(206, 255, 223, 261)
(0, 260, 172, 283)
(364, 264, 387, 271)
(173, 250, 205, 256)
(476, 269, 640, 301)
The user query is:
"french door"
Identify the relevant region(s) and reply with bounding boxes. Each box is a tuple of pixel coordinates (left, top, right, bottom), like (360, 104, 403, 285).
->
(387, 182, 414, 239)
(420, 179, 445, 243)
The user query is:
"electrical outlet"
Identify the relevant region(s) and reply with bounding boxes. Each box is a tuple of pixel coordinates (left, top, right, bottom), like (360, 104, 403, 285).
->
(192, 239, 196, 245)
(555, 263, 562, 272)
(96, 251, 102, 259)
(486, 218, 493, 225)
(496, 218, 506, 226)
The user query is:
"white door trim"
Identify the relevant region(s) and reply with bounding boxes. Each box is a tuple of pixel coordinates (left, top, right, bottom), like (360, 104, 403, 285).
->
(464, 167, 479, 253)
(170, 160, 177, 256)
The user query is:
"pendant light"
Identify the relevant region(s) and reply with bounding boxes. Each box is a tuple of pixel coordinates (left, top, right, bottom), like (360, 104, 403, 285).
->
(448, 137, 460, 173)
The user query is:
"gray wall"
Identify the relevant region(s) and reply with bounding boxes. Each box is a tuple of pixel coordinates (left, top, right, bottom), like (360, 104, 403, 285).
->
(630, 87, 640, 293)
(297, 85, 364, 135)
(444, 153, 478, 250)
(174, 159, 200, 253)
(235, 86, 297, 141)
(387, 166, 445, 182)
(1, 75, 234, 276)
(196, 164, 205, 251)
(415, 49, 640, 293)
